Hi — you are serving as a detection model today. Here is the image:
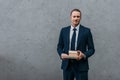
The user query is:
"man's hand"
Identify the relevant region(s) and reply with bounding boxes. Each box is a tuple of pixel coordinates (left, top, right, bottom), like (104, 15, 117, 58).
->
(76, 50, 86, 60)
(61, 53, 68, 60)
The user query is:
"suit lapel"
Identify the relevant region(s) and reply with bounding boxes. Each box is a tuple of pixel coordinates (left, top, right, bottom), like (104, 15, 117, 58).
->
(66, 26, 70, 49)
(77, 25, 84, 48)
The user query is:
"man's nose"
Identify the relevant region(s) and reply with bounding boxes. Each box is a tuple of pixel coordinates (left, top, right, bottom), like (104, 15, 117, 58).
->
(74, 18, 79, 20)
(75, 17, 79, 19)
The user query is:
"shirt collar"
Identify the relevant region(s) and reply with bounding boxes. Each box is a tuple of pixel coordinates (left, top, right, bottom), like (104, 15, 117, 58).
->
(71, 24, 80, 31)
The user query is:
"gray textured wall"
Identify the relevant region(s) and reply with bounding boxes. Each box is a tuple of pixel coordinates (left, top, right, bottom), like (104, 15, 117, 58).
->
(0, 0, 120, 80)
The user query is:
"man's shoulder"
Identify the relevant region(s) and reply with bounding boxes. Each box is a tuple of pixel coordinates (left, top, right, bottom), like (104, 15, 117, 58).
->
(62, 26, 70, 29)
(80, 25, 90, 31)
(61, 26, 70, 31)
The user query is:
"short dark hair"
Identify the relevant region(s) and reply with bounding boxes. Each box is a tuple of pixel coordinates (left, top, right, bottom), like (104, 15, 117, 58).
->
(70, 9, 81, 16)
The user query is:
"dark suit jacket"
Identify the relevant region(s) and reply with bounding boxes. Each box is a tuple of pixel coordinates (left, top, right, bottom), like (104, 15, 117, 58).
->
(57, 25, 95, 71)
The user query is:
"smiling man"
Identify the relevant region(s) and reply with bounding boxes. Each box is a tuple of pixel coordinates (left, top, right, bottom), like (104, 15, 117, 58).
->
(57, 9, 95, 80)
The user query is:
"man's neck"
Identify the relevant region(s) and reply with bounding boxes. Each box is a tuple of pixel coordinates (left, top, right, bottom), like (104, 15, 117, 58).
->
(71, 24, 79, 27)
(71, 24, 80, 28)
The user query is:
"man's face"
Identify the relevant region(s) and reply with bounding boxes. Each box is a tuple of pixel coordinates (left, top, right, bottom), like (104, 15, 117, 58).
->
(70, 11, 81, 27)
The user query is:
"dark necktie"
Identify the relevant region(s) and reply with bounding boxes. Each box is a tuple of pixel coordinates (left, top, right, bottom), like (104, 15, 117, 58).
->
(71, 28, 76, 50)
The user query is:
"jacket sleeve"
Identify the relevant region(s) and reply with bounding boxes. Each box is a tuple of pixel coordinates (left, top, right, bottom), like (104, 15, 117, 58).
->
(84, 29, 95, 58)
(57, 28, 64, 57)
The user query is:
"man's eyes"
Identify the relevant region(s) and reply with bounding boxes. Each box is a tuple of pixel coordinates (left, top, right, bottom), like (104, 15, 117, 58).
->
(73, 16, 80, 18)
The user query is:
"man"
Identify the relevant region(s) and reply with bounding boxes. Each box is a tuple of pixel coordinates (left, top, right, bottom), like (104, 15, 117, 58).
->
(57, 9, 95, 80)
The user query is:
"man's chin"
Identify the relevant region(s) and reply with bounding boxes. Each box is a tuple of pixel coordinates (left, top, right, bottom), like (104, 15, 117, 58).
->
(74, 24, 79, 26)
(72, 23, 79, 27)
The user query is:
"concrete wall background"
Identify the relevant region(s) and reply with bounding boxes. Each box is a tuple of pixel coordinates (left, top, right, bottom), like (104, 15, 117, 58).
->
(0, 0, 120, 80)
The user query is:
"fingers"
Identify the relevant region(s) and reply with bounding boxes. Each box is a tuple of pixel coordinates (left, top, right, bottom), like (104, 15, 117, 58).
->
(61, 53, 68, 60)
(76, 50, 83, 60)
(77, 55, 82, 60)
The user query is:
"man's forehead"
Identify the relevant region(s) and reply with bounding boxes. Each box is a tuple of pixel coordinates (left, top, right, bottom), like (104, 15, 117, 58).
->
(71, 11, 80, 15)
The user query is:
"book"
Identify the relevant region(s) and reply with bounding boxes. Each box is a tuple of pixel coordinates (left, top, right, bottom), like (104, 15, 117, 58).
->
(67, 51, 79, 59)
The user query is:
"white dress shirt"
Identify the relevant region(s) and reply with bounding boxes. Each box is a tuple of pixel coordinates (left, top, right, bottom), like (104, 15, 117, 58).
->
(69, 24, 80, 50)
